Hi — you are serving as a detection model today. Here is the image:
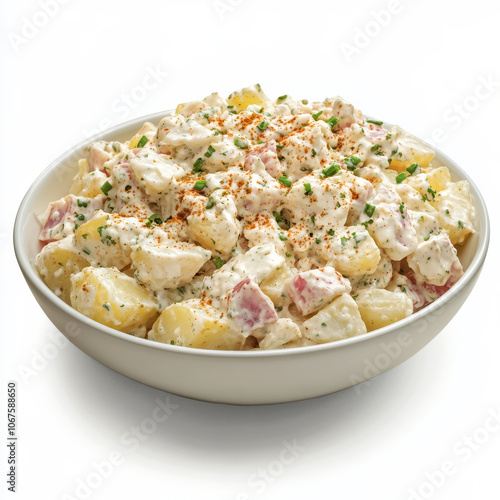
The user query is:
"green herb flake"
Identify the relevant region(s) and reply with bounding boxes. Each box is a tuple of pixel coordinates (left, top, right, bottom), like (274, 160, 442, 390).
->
(312, 149, 317, 157)
(341, 236, 348, 246)
(100, 181, 112, 196)
(77, 199, 88, 208)
(367, 119, 383, 125)
(277, 94, 287, 100)
(194, 179, 207, 191)
(458, 220, 464, 229)
(315, 238, 321, 244)
(193, 158, 205, 172)
(204, 145, 216, 158)
(328, 229, 335, 236)
(74, 213, 85, 221)
(396, 172, 407, 184)
(82, 248, 91, 255)
(322, 163, 340, 177)
(137, 135, 149, 148)
(257, 120, 269, 131)
(214, 257, 224, 269)
(304, 183, 312, 195)
(326, 116, 339, 128)
(103, 303, 110, 311)
(371, 144, 381, 152)
(234, 137, 249, 149)
(406, 163, 419, 175)
(312, 110, 323, 121)
(206, 197, 215, 209)
(279, 232, 288, 241)
(273, 211, 283, 223)
(364, 203, 375, 217)
(278, 176, 292, 188)
(344, 155, 361, 171)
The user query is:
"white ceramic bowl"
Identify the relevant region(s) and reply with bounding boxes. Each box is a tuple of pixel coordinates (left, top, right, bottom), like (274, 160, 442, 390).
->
(14, 111, 490, 405)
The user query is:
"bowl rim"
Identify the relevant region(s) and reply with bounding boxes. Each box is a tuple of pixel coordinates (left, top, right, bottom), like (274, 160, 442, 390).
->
(13, 110, 491, 359)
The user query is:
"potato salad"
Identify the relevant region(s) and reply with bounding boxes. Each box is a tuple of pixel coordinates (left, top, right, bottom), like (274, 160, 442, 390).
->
(35, 85, 475, 350)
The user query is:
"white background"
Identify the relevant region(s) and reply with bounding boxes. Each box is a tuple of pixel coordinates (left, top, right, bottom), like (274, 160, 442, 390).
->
(2, 1, 499, 499)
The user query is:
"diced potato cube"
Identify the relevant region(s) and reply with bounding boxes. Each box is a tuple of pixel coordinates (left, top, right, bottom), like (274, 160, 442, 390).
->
(36, 236, 90, 304)
(318, 227, 380, 277)
(70, 267, 159, 336)
(354, 288, 413, 332)
(227, 84, 273, 112)
(390, 126, 435, 172)
(149, 299, 243, 350)
(74, 212, 131, 269)
(258, 319, 302, 350)
(70, 159, 89, 196)
(260, 265, 295, 306)
(131, 241, 211, 291)
(425, 166, 451, 193)
(302, 293, 367, 343)
(433, 180, 474, 245)
(187, 205, 240, 255)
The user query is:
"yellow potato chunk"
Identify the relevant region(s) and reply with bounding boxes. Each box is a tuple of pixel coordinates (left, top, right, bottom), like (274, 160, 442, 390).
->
(302, 293, 367, 343)
(354, 288, 413, 332)
(426, 166, 451, 193)
(260, 265, 295, 306)
(390, 126, 435, 172)
(149, 299, 243, 350)
(187, 207, 239, 255)
(70, 267, 159, 335)
(128, 122, 156, 149)
(74, 212, 131, 269)
(433, 180, 474, 245)
(131, 241, 211, 291)
(318, 227, 380, 278)
(227, 84, 272, 112)
(36, 236, 90, 304)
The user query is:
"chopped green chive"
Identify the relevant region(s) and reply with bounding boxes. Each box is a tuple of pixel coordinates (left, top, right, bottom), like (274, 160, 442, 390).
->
(137, 135, 149, 148)
(273, 211, 283, 223)
(386, 133, 392, 140)
(234, 137, 248, 149)
(74, 213, 85, 221)
(278, 176, 291, 187)
(204, 145, 216, 158)
(213, 130, 220, 136)
(193, 158, 205, 172)
(312, 110, 323, 121)
(427, 187, 436, 200)
(277, 94, 287, 100)
(328, 229, 335, 236)
(82, 233, 88, 239)
(279, 232, 288, 241)
(458, 220, 464, 229)
(100, 181, 112, 196)
(103, 303, 110, 311)
(145, 214, 162, 226)
(312, 149, 317, 157)
(311, 215, 315, 225)
(364, 203, 375, 217)
(336, 201, 341, 208)
(344, 155, 361, 171)
(367, 119, 383, 125)
(214, 257, 224, 269)
(257, 120, 269, 131)
(341, 236, 348, 246)
(315, 238, 321, 244)
(396, 172, 407, 184)
(82, 248, 91, 255)
(406, 163, 419, 175)
(322, 163, 340, 177)
(206, 197, 215, 209)
(77, 199, 88, 208)
(399, 202, 405, 218)
(302, 99, 308, 105)
(194, 180, 207, 190)
(304, 183, 312, 195)
(326, 116, 339, 128)
(371, 144, 381, 152)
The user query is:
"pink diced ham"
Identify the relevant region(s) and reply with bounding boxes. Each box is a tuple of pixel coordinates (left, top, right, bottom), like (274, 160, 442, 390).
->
(402, 265, 463, 311)
(39, 194, 104, 241)
(85, 142, 113, 176)
(285, 266, 351, 316)
(245, 141, 282, 178)
(365, 124, 387, 140)
(227, 276, 278, 335)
